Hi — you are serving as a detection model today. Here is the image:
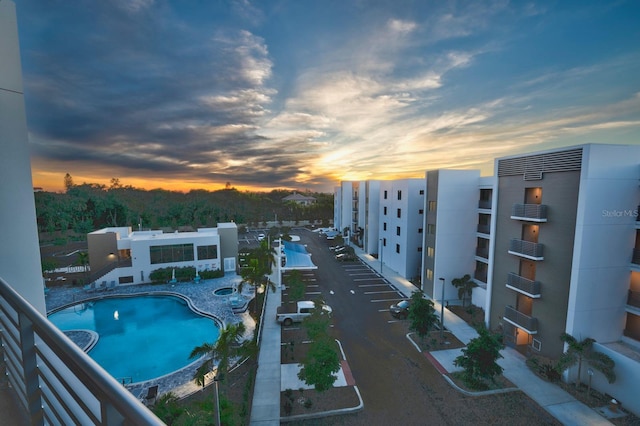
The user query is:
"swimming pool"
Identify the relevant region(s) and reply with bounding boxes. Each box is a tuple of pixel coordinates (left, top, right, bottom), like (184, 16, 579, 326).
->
(48, 295, 221, 384)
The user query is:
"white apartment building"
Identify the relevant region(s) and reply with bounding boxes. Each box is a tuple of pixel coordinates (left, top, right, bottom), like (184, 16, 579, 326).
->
(378, 179, 425, 280)
(488, 144, 640, 415)
(421, 170, 493, 309)
(334, 181, 381, 253)
(87, 223, 238, 285)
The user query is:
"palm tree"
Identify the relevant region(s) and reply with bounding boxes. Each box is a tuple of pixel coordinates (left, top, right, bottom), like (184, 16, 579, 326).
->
(557, 333, 616, 387)
(451, 274, 476, 307)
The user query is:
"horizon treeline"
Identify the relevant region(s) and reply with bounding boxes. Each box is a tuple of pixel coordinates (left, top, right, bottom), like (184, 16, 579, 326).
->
(34, 176, 333, 239)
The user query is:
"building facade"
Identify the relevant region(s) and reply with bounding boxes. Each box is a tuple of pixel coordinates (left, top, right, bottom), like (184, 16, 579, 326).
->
(88, 224, 238, 285)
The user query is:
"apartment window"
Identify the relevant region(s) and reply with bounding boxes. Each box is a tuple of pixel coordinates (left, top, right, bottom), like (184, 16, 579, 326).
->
(397, 190, 402, 200)
(419, 189, 424, 195)
(397, 208, 401, 218)
(384, 190, 388, 199)
(428, 201, 437, 211)
(383, 222, 387, 231)
(427, 224, 436, 235)
(396, 244, 400, 253)
(418, 209, 424, 214)
(427, 247, 434, 257)
(396, 226, 401, 236)
(383, 206, 387, 215)
(426, 268, 433, 281)
(150, 244, 194, 264)
(383, 238, 387, 246)
(417, 247, 423, 252)
(418, 228, 423, 233)
(197, 245, 218, 260)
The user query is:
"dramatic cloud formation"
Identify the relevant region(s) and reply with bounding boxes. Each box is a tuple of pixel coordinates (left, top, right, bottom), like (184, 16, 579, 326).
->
(17, 0, 640, 192)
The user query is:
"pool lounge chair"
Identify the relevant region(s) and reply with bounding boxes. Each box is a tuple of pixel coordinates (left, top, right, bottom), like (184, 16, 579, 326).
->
(106, 281, 117, 290)
(140, 385, 158, 406)
(83, 282, 96, 292)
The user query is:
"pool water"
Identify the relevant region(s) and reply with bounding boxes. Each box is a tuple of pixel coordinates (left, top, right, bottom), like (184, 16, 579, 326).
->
(48, 295, 220, 383)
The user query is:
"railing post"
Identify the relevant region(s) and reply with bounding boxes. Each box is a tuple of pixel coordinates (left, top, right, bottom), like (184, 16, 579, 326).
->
(17, 312, 44, 426)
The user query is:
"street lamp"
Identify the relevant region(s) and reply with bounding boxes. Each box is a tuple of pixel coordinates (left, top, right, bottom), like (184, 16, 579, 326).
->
(439, 277, 445, 338)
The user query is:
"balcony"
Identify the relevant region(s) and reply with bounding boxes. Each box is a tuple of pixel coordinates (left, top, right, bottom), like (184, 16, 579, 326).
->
(633, 248, 640, 265)
(511, 204, 548, 222)
(509, 239, 544, 261)
(506, 272, 541, 298)
(475, 247, 489, 259)
(0, 278, 159, 425)
(478, 199, 492, 210)
(477, 224, 491, 235)
(503, 305, 538, 334)
(474, 270, 487, 283)
(628, 290, 640, 309)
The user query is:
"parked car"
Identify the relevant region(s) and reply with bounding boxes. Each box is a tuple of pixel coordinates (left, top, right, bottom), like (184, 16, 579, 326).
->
(257, 233, 265, 241)
(389, 300, 410, 319)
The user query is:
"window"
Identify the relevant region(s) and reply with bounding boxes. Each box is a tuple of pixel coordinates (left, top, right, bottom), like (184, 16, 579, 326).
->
(396, 226, 401, 236)
(418, 209, 424, 214)
(395, 244, 400, 253)
(383, 206, 387, 215)
(427, 224, 436, 235)
(417, 247, 423, 252)
(383, 222, 387, 231)
(384, 190, 388, 199)
(419, 189, 424, 195)
(427, 247, 435, 257)
(397, 190, 402, 200)
(418, 228, 423, 234)
(383, 238, 387, 246)
(197, 245, 218, 260)
(150, 244, 194, 264)
(426, 269, 433, 281)
(428, 201, 437, 211)
(397, 208, 401, 218)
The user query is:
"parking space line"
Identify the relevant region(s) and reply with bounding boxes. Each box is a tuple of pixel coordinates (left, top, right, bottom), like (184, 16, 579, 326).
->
(358, 283, 391, 288)
(364, 290, 400, 295)
(370, 298, 404, 303)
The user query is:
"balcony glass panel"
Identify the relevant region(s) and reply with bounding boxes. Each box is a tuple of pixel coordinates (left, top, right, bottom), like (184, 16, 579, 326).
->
(628, 290, 640, 309)
(633, 248, 640, 265)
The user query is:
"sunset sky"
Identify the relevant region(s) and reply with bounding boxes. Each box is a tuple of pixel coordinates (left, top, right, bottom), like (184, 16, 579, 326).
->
(17, 0, 640, 193)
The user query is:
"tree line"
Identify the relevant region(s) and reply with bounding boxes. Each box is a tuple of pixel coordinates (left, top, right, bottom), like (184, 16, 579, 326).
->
(35, 174, 334, 238)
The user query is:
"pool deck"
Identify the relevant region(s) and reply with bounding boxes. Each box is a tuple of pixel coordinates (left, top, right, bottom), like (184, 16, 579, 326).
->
(45, 274, 256, 400)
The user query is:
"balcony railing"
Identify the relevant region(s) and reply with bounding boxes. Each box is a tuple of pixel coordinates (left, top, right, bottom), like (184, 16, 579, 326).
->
(476, 247, 489, 259)
(511, 204, 548, 222)
(633, 248, 640, 265)
(509, 239, 544, 260)
(504, 305, 538, 334)
(0, 278, 161, 425)
(506, 272, 541, 297)
(628, 289, 640, 309)
(478, 199, 492, 209)
(477, 224, 491, 234)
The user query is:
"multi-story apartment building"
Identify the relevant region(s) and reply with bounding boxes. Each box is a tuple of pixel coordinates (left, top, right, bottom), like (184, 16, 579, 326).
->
(421, 170, 493, 309)
(378, 179, 425, 280)
(488, 144, 640, 413)
(334, 181, 381, 254)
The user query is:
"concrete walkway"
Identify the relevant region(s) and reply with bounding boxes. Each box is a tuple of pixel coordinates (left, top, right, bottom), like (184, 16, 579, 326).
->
(249, 278, 282, 425)
(354, 249, 613, 426)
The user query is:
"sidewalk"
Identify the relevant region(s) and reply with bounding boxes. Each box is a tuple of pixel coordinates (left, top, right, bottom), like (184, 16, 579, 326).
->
(249, 278, 282, 425)
(354, 248, 613, 426)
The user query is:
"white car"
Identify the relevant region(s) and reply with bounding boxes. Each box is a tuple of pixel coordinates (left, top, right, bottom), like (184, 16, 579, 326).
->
(257, 233, 265, 241)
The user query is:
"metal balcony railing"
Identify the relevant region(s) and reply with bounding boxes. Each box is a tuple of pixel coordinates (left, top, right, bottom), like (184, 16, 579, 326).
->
(475, 247, 489, 259)
(633, 248, 640, 265)
(506, 272, 541, 297)
(478, 199, 492, 209)
(628, 289, 640, 309)
(504, 305, 538, 334)
(477, 224, 491, 234)
(511, 204, 548, 221)
(0, 278, 162, 425)
(509, 239, 544, 260)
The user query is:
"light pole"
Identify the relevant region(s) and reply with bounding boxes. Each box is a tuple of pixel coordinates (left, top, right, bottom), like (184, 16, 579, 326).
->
(439, 277, 445, 338)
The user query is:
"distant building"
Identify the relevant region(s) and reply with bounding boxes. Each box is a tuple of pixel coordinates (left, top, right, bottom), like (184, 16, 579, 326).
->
(282, 192, 316, 205)
(87, 223, 238, 285)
